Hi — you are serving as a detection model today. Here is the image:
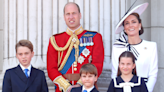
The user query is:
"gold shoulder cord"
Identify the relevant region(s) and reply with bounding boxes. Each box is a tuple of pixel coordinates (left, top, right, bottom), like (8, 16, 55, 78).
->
(50, 34, 79, 71)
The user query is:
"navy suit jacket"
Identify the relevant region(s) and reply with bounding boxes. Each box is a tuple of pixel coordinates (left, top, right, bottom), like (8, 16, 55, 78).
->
(2, 65, 48, 92)
(71, 86, 99, 92)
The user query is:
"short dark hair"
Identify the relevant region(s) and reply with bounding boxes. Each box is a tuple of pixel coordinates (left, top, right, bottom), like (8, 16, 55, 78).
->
(80, 63, 98, 76)
(117, 51, 136, 76)
(15, 40, 33, 53)
(63, 2, 81, 14)
(123, 13, 144, 35)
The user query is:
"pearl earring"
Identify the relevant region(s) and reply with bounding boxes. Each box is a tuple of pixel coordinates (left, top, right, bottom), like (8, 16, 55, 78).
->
(139, 28, 141, 30)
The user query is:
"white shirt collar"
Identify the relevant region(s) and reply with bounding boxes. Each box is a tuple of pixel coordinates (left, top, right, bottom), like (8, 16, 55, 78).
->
(82, 85, 94, 92)
(19, 64, 32, 76)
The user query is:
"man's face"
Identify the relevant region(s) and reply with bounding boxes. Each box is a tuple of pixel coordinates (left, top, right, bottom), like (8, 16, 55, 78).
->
(64, 3, 81, 30)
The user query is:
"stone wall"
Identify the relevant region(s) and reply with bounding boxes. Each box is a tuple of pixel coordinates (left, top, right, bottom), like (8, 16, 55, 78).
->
(0, 0, 3, 71)
(0, 0, 163, 92)
(0, 0, 125, 91)
(151, 0, 164, 92)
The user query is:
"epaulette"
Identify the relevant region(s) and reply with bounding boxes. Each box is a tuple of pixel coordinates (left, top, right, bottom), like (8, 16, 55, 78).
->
(86, 30, 98, 33)
(52, 32, 65, 36)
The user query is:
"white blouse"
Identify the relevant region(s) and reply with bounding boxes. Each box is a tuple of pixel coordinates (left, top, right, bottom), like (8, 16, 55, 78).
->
(111, 40, 158, 92)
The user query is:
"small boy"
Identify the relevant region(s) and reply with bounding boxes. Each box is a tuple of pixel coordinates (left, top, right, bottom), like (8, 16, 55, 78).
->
(2, 40, 48, 92)
(71, 63, 99, 92)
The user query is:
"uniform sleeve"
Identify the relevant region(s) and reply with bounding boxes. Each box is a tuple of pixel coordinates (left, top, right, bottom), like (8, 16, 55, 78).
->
(47, 38, 71, 92)
(91, 33, 104, 77)
(41, 71, 48, 92)
(141, 78, 148, 92)
(107, 79, 115, 92)
(146, 43, 158, 92)
(111, 46, 118, 78)
(2, 70, 12, 92)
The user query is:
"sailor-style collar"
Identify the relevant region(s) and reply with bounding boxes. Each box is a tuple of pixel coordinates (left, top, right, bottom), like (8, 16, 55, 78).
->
(66, 25, 84, 35)
(114, 76, 141, 92)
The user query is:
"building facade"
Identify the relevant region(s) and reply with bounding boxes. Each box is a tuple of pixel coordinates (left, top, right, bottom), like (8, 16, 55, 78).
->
(0, 0, 164, 92)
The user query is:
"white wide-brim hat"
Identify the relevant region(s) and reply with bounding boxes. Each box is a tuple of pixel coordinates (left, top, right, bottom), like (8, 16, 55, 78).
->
(115, 2, 149, 34)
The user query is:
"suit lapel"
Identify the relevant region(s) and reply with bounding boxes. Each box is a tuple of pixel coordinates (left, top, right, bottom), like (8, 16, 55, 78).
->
(14, 65, 28, 83)
(91, 87, 99, 92)
(80, 86, 82, 91)
(24, 66, 38, 91)
(76, 86, 82, 92)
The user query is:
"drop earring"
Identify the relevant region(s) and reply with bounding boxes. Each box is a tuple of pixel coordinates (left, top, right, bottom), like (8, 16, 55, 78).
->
(139, 28, 141, 30)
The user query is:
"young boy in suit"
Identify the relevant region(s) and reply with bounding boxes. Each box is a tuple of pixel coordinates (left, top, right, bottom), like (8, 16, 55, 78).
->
(71, 63, 99, 92)
(2, 40, 48, 92)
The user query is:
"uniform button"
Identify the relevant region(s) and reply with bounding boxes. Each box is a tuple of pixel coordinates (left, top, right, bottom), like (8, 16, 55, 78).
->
(74, 68, 77, 71)
(74, 62, 77, 65)
(74, 64, 77, 67)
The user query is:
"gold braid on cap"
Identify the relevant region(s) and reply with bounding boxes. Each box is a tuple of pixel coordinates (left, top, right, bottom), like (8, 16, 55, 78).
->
(50, 34, 79, 71)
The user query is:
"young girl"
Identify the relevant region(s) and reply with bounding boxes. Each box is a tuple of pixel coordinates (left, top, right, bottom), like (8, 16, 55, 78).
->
(107, 51, 148, 92)
(112, 3, 158, 92)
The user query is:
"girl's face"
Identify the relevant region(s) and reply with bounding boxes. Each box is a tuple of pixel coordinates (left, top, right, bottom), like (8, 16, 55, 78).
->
(119, 57, 135, 76)
(123, 15, 141, 36)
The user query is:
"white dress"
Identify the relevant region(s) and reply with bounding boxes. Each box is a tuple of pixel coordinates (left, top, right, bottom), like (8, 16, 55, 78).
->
(111, 40, 158, 92)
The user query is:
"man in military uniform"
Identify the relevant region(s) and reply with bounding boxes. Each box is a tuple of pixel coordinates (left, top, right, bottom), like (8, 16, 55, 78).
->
(47, 2, 104, 92)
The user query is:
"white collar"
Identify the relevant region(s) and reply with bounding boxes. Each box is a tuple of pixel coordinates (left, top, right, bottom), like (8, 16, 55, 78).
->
(19, 64, 32, 72)
(82, 85, 94, 92)
(113, 77, 141, 92)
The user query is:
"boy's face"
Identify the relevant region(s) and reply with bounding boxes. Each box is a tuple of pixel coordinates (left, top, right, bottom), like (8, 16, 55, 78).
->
(16, 46, 34, 68)
(80, 73, 98, 89)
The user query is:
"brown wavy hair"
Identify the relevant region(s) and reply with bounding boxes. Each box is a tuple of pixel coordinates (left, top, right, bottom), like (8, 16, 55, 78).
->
(123, 13, 144, 35)
(117, 51, 137, 76)
(15, 40, 33, 53)
(80, 63, 98, 76)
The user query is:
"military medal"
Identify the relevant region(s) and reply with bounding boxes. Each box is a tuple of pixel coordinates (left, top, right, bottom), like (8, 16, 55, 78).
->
(90, 37, 94, 46)
(78, 55, 85, 64)
(88, 55, 92, 63)
(80, 38, 83, 47)
(82, 48, 90, 57)
(89, 37, 92, 46)
(86, 37, 90, 46)
(83, 38, 87, 46)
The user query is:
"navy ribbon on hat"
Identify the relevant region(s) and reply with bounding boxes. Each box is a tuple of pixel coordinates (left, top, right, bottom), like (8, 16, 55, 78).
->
(114, 34, 139, 60)
(116, 0, 138, 27)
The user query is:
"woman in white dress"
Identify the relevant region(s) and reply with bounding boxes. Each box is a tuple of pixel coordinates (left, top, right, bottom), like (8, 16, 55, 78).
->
(111, 3, 158, 92)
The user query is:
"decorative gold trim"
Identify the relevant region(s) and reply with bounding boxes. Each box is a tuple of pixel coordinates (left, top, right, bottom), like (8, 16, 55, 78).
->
(53, 76, 71, 92)
(66, 25, 84, 35)
(50, 34, 80, 71)
(77, 79, 83, 86)
(83, 34, 93, 37)
(50, 36, 72, 51)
